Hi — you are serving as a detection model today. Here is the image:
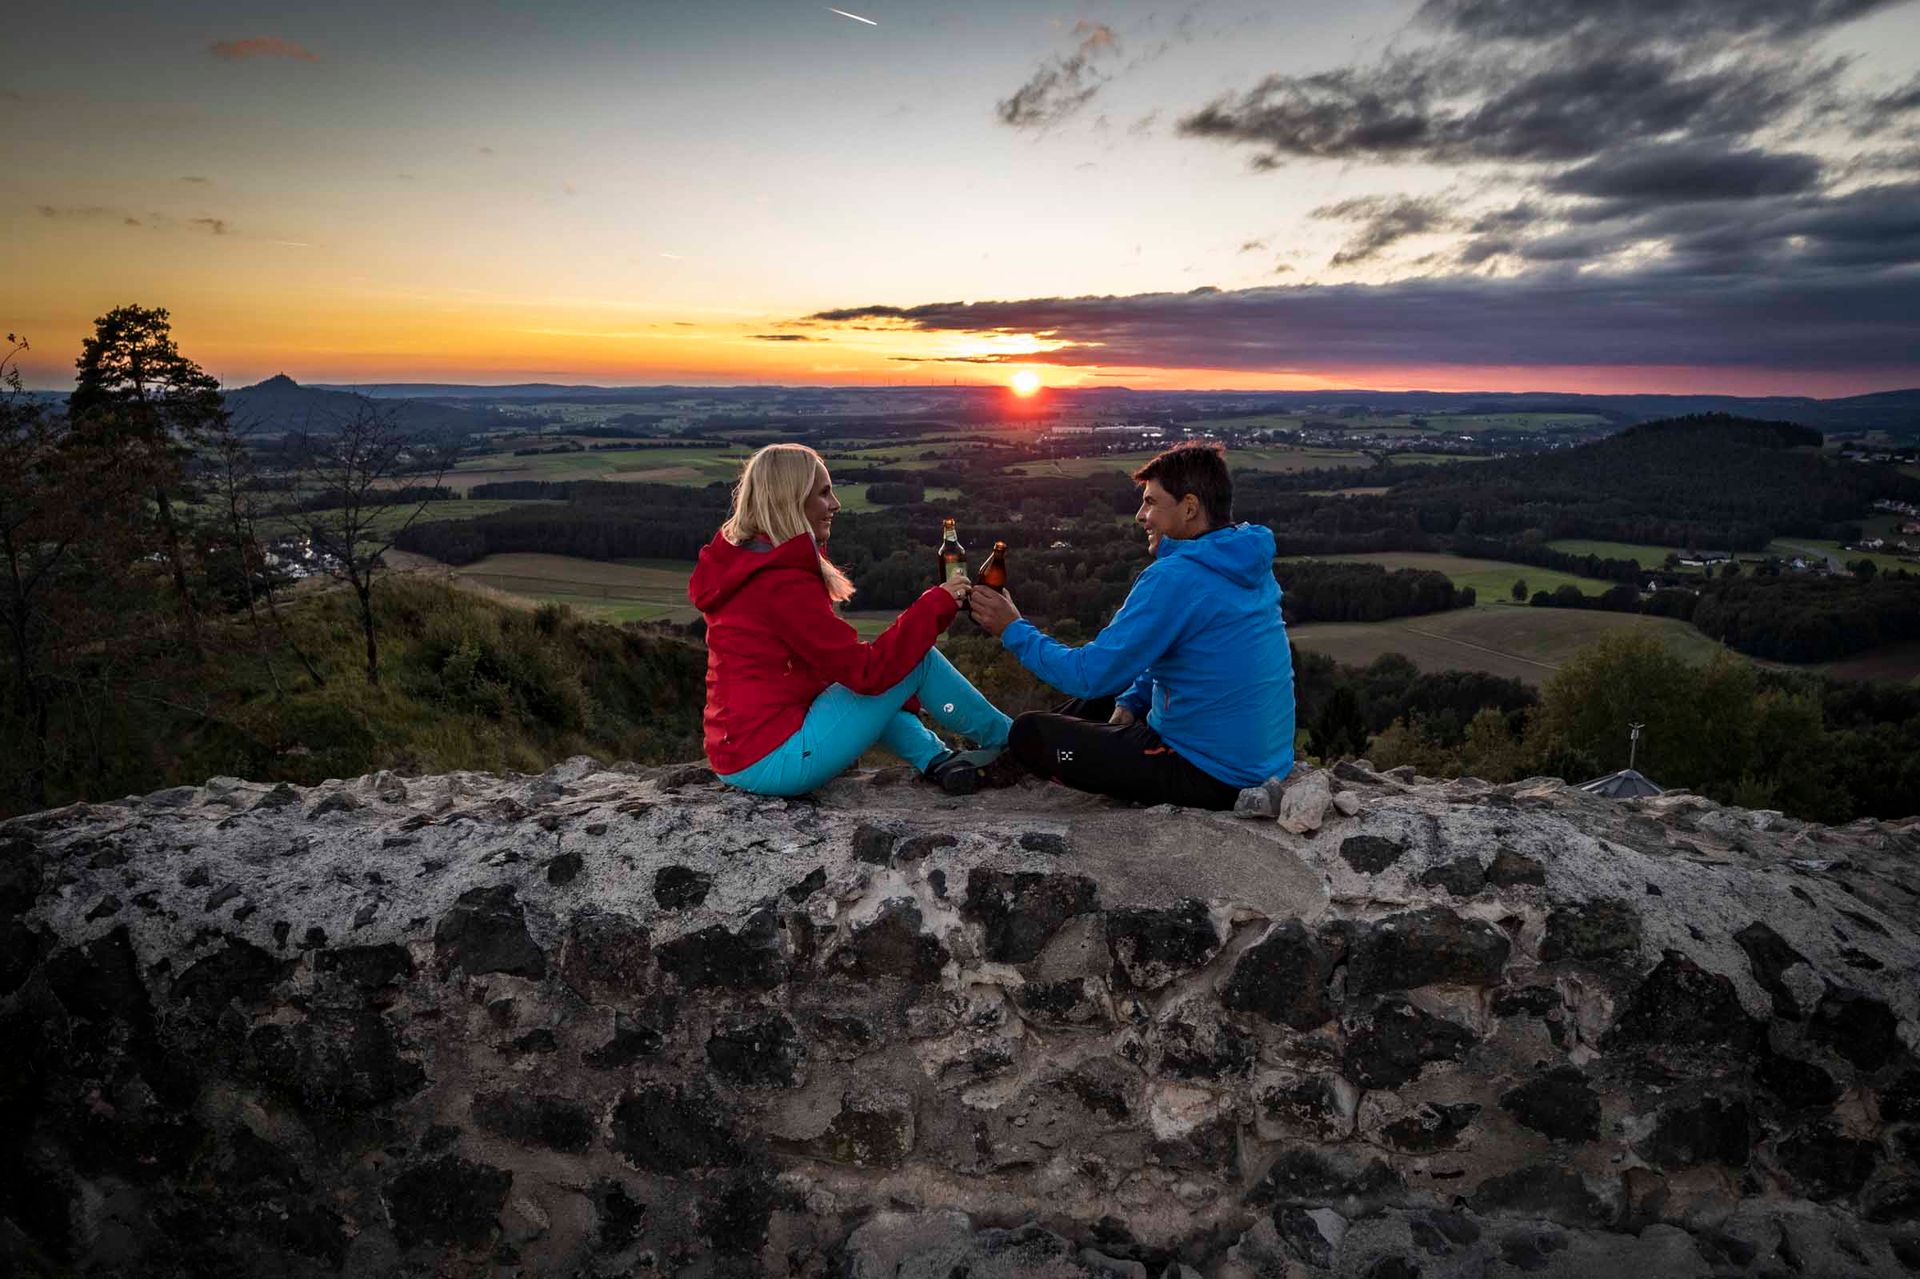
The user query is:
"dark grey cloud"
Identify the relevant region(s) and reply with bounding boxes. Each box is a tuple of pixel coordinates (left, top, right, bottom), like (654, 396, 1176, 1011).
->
(179, 175, 212, 185)
(1414, 0, 1902, 43)
(997, 22, 1119, 129)
(807, 265, 1920, 373)
(189, 217, 230, 235)
(1314, 195, 1457, 266)
(1179, 47, 1834, 168)
(752, 333, 817, 342)
(1548, 144, 1825, 203)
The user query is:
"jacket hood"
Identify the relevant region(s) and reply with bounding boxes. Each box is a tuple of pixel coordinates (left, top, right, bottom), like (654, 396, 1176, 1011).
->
(1154, 521, 1276, 588)
(689, 530, 824, 612)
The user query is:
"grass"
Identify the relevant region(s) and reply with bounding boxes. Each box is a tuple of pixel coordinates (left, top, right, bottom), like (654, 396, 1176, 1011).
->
(1765, 537, 1916, 573)
(13, 573, 709, 814)
(445, 445, 753, 493)
(259, 498, 559, 539)
(1280, 551, 1619, 600)
(412, 552, 702, 625)
(1547, 539, 1694, 570)
(1011, 446, 1370, 479)
(1437, 413, 1609, 432)
(1289, 607, 1734, 686)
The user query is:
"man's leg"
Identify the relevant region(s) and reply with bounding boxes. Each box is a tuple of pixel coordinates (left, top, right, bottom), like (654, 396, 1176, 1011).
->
(1005, 714, 1239, 810)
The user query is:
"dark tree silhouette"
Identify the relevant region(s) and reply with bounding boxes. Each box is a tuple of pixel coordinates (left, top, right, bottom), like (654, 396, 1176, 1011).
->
(67, 304, 227, 654)
(296, 406, 451, 685)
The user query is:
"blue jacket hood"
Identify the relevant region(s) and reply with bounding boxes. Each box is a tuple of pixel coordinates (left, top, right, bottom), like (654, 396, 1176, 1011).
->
(1154, 522, 1277, 587)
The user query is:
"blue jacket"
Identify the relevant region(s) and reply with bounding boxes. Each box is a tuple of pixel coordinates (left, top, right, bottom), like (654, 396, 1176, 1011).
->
(1001, 522, 1295, 789)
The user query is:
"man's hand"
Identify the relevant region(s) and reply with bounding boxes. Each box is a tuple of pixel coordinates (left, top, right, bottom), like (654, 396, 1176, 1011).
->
(1108, 705, 1137, 727)
(968, 585, 1020, 638)
(939, 574, 971, 605)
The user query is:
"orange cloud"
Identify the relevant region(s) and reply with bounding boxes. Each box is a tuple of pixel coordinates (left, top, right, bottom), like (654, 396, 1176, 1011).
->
(209, 37, 318, 61)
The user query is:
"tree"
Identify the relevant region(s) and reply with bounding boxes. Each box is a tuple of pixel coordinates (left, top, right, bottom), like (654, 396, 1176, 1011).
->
(1306, 684, 1367, 760)
(297, 406, 451, 684)
(0, 334, 156, 808)
(67, 304, 227, 653)
(203, 413, 327, 691)
(1511, 578, 1527, 601)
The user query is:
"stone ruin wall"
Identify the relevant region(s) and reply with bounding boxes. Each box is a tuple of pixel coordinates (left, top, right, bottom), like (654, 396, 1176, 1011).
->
(2, 756, 1918, 1277)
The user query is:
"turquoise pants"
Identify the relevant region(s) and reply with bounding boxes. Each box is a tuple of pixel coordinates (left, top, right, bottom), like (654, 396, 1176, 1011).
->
(719, 647, 1012, 797)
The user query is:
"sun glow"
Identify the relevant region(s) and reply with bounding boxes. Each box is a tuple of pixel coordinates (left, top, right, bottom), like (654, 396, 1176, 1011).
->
(1009, 369, 1043, 397)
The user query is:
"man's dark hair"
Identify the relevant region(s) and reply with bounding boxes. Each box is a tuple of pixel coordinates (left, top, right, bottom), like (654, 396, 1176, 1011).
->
(1131, 441, 1232, 526)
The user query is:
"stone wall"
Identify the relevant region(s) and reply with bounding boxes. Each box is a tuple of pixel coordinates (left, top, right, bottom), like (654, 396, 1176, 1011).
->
(2, 757, 1917, 1277)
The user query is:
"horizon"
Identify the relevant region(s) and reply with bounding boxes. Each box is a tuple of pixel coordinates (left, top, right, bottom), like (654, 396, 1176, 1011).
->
(9, 0, 1919, 396)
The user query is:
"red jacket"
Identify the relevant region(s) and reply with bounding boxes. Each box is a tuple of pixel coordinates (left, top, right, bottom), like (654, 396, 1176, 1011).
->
(688, 530, 959, 774)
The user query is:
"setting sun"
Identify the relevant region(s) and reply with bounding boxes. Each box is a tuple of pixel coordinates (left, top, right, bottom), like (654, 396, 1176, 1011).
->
(1009, 369, 1043, 397)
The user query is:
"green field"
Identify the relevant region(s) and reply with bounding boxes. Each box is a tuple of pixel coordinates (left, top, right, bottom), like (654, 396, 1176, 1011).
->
(1437, 413, 1609, 432)
(407, 552, 700, 624)
(1547, 539, 1692, 569)
(446, 445, 754, 493)
(1281, 551, 1618, 600)
(261, 498, 558, 539)
(1289, 607, 1735, 686)
(1012, 446, 1369, 479)
(1766, 538, 1916, 573)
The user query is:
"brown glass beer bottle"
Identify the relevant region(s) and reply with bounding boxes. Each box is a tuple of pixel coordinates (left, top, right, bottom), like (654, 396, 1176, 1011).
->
(978, 541, 1008, 590)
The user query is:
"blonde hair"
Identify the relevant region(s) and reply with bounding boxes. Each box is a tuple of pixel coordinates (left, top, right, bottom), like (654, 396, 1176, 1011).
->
(721, 443, 855, 603)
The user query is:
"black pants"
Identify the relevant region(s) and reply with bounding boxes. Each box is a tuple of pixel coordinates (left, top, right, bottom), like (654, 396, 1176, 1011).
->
(1007, 697, 1241, 811)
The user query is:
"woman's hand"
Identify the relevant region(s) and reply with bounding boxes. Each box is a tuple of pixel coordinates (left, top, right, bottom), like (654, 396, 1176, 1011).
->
(940, 575, 972, 604)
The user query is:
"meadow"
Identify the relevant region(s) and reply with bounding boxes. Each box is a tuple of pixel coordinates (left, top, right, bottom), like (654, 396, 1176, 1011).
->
(1279, 551, 1618, 600)
(1289, 606, 1734, 686)
(1012, 446, 1370, 478)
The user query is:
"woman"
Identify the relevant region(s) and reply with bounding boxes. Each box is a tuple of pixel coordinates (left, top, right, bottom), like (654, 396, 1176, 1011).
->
(688, 443, 1012, 797)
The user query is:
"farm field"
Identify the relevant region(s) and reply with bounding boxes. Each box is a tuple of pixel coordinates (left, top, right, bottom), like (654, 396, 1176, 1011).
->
(1820, 642, 1920, 684)
(1280, 551, 1618, 600)
(444, 445, 753, 493)
(1289, 606, 1734, 686)
(260, 498, 558, 539)
(403, 552, 700, 624)
(1546, 539, 1693, 569)
(1012, 446, 1370, 479)
(1766, 537, 1916, 573)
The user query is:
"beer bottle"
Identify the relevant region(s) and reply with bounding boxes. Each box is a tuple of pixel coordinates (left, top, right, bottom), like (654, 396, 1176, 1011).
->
(938, 518, 967, 585)
(978, 541, 1008, 590)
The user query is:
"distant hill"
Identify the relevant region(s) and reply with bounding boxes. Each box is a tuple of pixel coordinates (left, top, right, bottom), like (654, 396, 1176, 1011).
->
(222, 374, 507, 441)
(296, 380, 1920, 436)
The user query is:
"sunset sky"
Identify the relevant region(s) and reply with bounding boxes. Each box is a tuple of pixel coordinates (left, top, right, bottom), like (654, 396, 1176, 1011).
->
(7, 0, 1920, 394)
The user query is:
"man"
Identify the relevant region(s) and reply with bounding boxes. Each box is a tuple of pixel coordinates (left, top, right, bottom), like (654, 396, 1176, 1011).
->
(968, 441, 1295, 809)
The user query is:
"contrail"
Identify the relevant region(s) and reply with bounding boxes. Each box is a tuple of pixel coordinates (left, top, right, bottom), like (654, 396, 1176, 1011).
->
(828, 7, 878, 25)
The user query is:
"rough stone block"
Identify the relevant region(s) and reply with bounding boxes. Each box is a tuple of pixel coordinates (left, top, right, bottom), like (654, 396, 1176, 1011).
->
(1343, 998, 1477, 1089)
(1105, 898, 1221, 990)
(1343, 906, 1510, 995)
(1499, 1065, 1601, 1142)
(382, 1154, 512, 1248)
(962, 868, 1099, 964)
(1221, 920, 1335, 1030)
(434, 884, 547, 978)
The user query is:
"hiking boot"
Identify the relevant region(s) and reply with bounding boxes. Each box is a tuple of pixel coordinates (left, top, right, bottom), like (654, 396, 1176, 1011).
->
(922, 751, 980, 796)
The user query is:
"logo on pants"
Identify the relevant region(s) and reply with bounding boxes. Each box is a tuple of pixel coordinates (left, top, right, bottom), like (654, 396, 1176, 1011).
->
(1057, 749, 1074, 763)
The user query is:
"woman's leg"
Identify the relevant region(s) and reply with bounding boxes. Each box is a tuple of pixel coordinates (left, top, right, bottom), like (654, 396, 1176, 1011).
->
(720, 649, 1010, 796)
(912, 648, 1013, 749)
